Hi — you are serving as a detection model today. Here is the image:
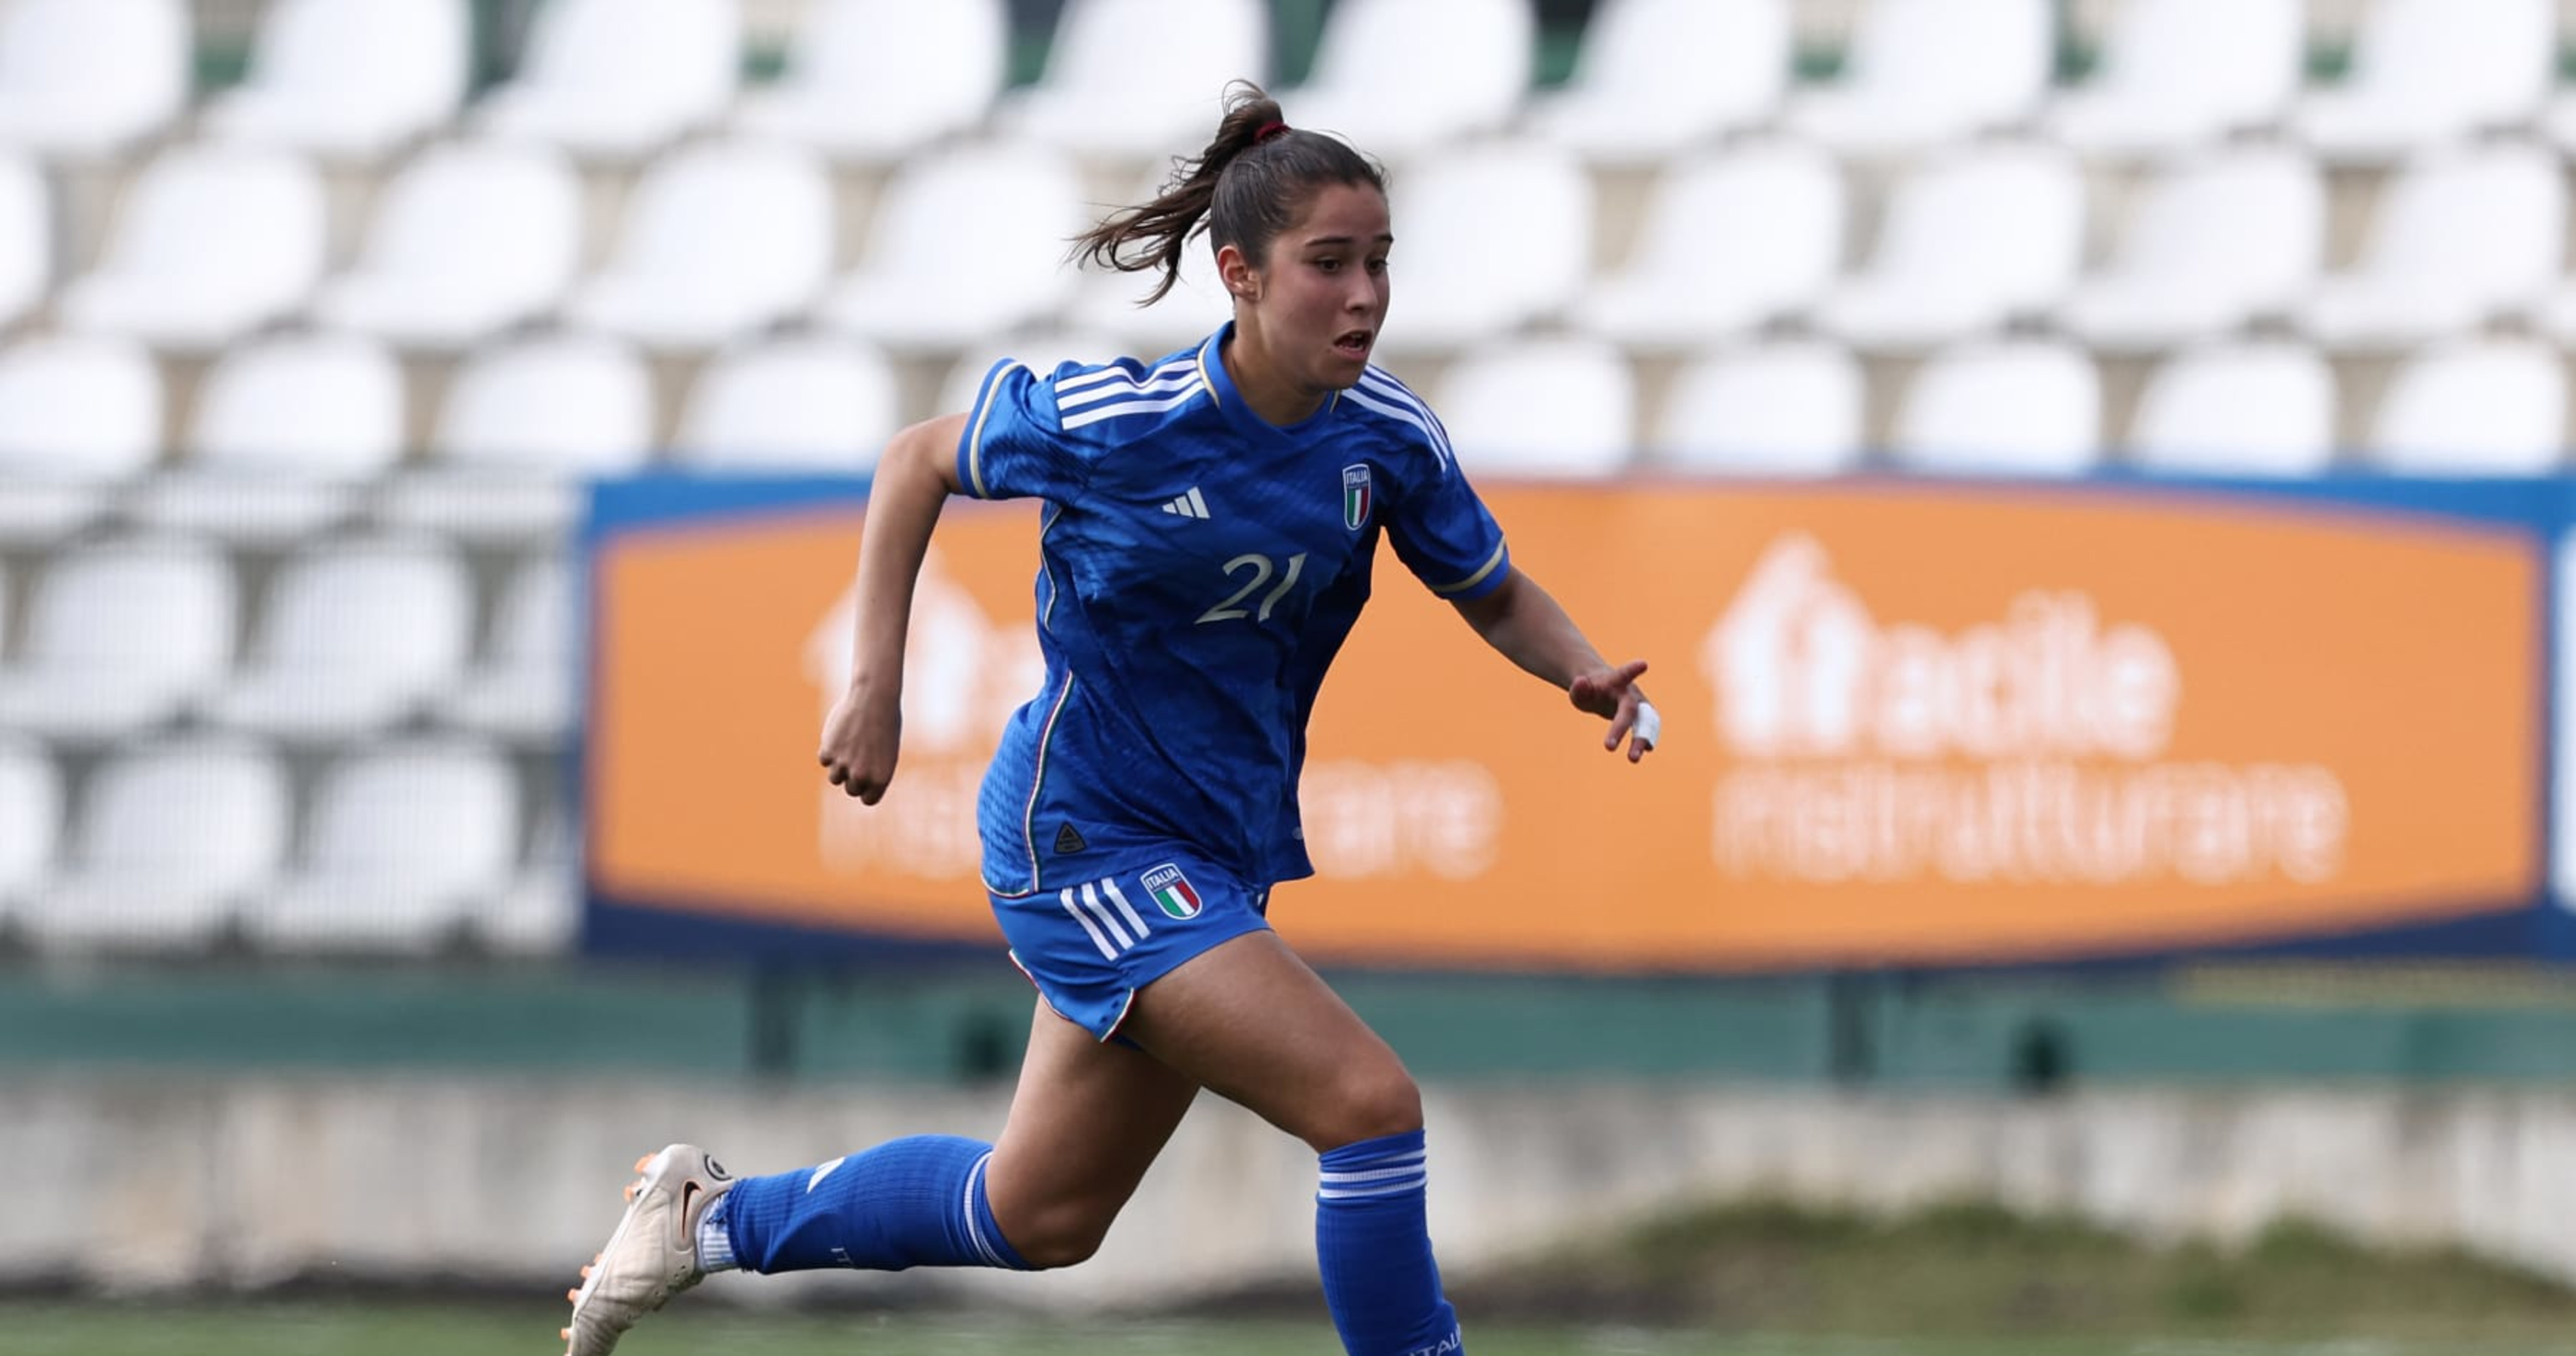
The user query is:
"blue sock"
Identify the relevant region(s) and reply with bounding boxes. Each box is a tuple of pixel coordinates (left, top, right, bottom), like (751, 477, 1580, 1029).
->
(1315, 1130, 1464, 1356)
(716, 1135, 1032, 1274)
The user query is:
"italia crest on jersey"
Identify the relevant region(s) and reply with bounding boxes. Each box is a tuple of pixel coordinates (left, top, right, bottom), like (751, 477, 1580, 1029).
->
(1341, 464, 1372, 532)
(1141, 862, 1202, 919)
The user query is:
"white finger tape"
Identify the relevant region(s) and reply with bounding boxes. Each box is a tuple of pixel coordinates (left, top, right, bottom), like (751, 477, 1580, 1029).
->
(1632, 700, 1661, 749)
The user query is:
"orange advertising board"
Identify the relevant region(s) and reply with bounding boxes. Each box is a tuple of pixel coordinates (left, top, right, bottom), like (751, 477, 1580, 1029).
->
(588, 482, 2543, 970)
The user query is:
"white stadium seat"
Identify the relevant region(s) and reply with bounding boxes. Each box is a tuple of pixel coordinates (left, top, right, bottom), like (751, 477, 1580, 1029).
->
(0, 735, 59, 914)
(1376, 140, 1589, 356)
(478, 0, 740, 160)
(0, 0, 188, 160)
(1286, 0, 1533, 159)
(0, 151, 49, 332)
(59, 144, 326, 350)
(1893, 338, 2103, 477)
(199, 535, 476, 742)
(672, 336, 902, 472)
(566, 139, 834, 350)
(381, 332, 654, 540)
(0, 336, 163, 545)
(2045, 0, 2302, 156)
(204, 0, 467, 161)
(2301, 142, 2563, 348)
(820, 141, 1085, 353)
(733, 0, 1005, 162)
(2059, 145, 2323, 351)
(2292, 0, 2553, 164)
(1524, 0, 1787, 166)
(314, 140, 583, 350)
(1064, 238, 1232, 359)
(1573, 140, 1843, 350)
(0, 537, 236, 742)
(2367, 338, 2567, 475)
(1651, 341, 1866, 477)
(245, 738, 521, 955)
(21, 736, 289, 953)
(129, 333, 405, 544)
(1815, 141, 2082, 348)
(1784, 0, 2049, 155)
(437, 553, 576, 744)
(1434, 337, 1635, 479)
(1000, 0, 1266, 161)
(476, 795, 579, 957)
(2127, 340, 2338, 477)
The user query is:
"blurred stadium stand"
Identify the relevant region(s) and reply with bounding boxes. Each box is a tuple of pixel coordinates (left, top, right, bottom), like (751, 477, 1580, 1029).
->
(3, 0, 2576, 1065)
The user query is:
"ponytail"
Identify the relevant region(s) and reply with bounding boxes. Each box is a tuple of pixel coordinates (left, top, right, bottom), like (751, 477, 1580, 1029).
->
(1072, 81, 1384, 305)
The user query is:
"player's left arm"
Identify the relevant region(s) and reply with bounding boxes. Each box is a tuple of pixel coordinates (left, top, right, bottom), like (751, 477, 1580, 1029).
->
(1451, 567, 1658, 762)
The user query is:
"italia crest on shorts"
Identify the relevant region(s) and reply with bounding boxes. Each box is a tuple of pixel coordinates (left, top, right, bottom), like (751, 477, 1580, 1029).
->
(1341, 464, 1371, 532)
(1141, 862, 1202, 919)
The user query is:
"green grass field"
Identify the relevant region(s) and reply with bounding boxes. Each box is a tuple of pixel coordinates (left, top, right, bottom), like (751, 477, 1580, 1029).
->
(18, 1306, 2576, 1356)
(26, 1201, 2576, 1356)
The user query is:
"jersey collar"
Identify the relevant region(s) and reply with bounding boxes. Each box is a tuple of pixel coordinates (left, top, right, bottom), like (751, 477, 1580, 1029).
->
(1199, 323, 1340, 448)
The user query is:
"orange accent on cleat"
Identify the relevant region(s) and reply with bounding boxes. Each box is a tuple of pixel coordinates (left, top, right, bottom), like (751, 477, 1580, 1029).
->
(634, 1154, 653, 1172)
(623, 1184, 637, 1201)
(560, 1328, 571, 1340)
(567, 1288, 580, 1302)
(581, 1265, 594, 1279)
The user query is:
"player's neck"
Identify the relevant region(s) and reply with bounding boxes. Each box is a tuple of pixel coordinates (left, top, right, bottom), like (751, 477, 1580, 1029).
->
(1221, 330, 1326, 427)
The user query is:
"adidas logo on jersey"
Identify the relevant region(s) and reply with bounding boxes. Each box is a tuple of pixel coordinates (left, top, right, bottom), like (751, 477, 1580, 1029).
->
(1160, 487, 1211, 519)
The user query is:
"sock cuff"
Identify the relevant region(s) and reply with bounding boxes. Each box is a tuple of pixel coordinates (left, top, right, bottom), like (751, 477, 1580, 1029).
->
(1318, 1128, 1429, 1202)
(965, 1150, 1035, 1271)
(695, 1196, 739, 1273)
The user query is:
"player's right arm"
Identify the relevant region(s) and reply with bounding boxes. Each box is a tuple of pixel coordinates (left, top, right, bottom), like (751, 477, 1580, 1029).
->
(818, 412, 969, 803)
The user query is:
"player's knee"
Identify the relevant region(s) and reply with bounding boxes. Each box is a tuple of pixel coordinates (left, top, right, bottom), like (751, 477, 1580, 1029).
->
(1309, 1062, 1423, 1151)
(997, 1200, 1116, 1271)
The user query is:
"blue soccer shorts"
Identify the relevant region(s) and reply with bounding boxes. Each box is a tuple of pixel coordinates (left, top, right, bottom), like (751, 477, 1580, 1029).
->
(990, 847, 1273, 1043)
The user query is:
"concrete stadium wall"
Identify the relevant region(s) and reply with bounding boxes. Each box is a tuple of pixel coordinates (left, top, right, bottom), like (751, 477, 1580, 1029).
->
(10, 1075, 2576, 1310)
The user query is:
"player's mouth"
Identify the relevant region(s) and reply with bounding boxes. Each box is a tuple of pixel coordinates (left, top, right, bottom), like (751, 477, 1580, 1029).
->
(1332, 328, 1373, 360)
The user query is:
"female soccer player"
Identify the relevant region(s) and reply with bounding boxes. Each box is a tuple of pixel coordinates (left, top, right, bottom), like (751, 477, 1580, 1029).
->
(564, 83, 1657, 1356)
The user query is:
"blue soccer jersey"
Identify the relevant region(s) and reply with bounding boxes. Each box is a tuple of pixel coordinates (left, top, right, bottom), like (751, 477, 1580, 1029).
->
(956, 322, 1511, 898)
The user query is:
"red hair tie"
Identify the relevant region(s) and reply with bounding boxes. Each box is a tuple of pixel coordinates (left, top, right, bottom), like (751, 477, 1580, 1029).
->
(1254, 119, 1291, 144)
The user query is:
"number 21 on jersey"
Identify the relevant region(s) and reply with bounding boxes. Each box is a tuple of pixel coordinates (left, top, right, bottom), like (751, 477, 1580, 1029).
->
(1196, 553, 1307, 625)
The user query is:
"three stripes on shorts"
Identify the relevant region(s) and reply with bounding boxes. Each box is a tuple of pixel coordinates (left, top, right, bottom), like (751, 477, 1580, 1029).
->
(1058, 876, 1152, 960)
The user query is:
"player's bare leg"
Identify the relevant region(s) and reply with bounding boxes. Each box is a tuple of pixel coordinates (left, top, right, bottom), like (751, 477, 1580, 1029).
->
(1121, 930, 1418, 1150)
(982, 999, 1204, 1266)
(1121, 930, 1459, 1356)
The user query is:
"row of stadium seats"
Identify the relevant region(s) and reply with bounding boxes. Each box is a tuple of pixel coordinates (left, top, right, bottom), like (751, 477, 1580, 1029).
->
(0, 538, 567, 743)
(15, 0, 2576, 166)
(0, 329, 2562, 512)
(3, 132, 2567, 359)
(0, 731, 574, 956)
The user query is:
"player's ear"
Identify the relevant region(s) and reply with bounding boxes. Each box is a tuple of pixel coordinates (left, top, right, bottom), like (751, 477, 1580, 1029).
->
(1216, 242, 1260, 303)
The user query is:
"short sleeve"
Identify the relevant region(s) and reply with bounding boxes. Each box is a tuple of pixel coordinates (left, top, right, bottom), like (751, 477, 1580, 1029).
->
(1387, 455, 1510, 603)
(953, 358, 1091, 502)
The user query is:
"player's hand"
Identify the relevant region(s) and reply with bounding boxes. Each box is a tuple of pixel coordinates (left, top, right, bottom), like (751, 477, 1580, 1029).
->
(1569, 658, 1658, 763)
(817, 683, 902, 803)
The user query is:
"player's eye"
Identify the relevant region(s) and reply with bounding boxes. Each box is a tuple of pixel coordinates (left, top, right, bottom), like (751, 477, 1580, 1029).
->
(1366, 256, 1388, 275)
(1313, 256, 1342, 273)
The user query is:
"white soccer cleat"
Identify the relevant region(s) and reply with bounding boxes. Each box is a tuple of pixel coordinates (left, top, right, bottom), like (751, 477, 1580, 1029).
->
(562, 1142, 737, 1356)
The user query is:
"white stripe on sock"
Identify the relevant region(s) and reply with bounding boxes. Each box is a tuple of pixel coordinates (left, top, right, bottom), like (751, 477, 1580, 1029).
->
(1318, 1177, 1429, 1201)
(1320, 1161, 1427, 1185)
(961, 1151, 1006, 1268)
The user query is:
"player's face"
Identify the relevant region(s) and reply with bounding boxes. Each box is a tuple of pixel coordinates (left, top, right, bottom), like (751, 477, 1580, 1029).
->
(1245, 181, 1392, 393)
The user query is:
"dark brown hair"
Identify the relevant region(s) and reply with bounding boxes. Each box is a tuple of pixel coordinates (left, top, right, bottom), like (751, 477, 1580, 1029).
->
(1073, 81, 1386, 304)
